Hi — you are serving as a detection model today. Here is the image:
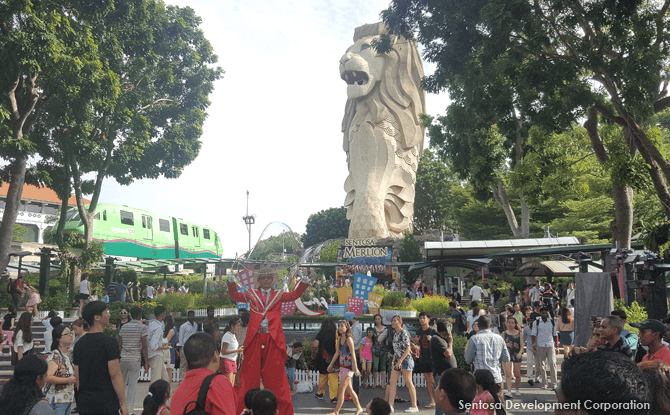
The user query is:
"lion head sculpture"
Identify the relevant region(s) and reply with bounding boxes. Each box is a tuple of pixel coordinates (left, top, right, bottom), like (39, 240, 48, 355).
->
(340, 22, 426, 239)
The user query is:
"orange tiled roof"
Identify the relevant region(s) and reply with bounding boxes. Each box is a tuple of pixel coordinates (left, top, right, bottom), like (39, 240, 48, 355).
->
(0, 183, 89, 206)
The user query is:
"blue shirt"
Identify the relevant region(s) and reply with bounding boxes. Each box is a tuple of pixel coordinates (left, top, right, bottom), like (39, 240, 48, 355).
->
(464, 329, 510, 384)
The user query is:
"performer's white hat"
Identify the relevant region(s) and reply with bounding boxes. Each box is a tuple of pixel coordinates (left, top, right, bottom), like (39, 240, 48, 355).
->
(253, 267, 279, 288)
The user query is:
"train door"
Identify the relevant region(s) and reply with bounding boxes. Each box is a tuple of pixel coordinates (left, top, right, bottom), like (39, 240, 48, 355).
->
(192, 225, 201, 248)
(142, 214, 153, 241)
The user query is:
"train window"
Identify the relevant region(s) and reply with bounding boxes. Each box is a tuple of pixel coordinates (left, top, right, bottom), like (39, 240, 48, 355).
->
(103, 211, 107, 221)
(43, 205, 58, 215)
(180, 223, 188, 235)
(203, 229, 210, 239)
(192, 226, 199, 238)
(94, 212, 100, 220)
(71, 213, 81, 222)
(120, 210, 134, 226)
(26, 202, 42, 213)
(159, 219, 170, 232)
(66, 209, 76, 221)
(142, 215, 152, 229)
(147, 216, 152, 229)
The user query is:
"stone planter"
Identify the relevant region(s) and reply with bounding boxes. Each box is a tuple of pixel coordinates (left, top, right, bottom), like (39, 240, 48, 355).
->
(379, 308, 417, 318)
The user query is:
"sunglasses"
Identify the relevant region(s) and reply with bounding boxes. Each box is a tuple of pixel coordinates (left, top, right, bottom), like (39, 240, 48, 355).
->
(120, 312, 128, 315)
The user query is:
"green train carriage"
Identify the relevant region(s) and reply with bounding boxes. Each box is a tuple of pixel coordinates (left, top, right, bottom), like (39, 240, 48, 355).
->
(63, 203, 223, 259)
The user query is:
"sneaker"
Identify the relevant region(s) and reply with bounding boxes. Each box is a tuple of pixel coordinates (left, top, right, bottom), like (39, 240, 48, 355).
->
(331, 398, 338, 404)
(390, 407, 394, 413)
(345, 395, 352, 401)
(315, 393, 324, 400)
(504, 392, 513, 399)
(405, 408, 419, 413)
(541, 384, 548, 389)
(527, 379, 534, 386)
(515, 391, 521, 397)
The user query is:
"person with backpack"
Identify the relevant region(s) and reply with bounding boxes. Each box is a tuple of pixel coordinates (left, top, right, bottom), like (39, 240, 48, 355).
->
(170, 333, 237, 415)
(449, 301, 468, 336)
(531, 307, 557, 389)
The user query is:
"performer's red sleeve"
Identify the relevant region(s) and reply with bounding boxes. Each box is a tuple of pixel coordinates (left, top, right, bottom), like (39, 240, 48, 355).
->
(281, 281, 309, 302)
(227, 282, 245, 303)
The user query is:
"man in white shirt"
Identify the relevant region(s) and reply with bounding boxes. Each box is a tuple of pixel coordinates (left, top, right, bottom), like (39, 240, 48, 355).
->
(178, 310, 198, 381)
(147, 305, 169, 382)
(179, 283, 189, 295)
(146, 284, 154, 300)
(529, 280, 544, 304)
(531, 308, 557, 389)
(469, 282, 483, 303)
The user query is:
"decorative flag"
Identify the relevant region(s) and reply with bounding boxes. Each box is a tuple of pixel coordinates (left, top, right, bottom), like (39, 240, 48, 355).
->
(368, 292, 383, 314)
(237, 302, 249, 310)
(237, 268, 256, 292)
(336, 267, 342, 278)
(348, 297, 365, 316)
(336, 287, 352, 305)
(353, 272, 377, 300)
(281, 301, 296, 316)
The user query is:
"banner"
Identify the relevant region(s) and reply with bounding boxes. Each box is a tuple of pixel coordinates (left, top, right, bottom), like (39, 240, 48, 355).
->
(237, 268, 256, 292)
(348, 297, 365, 316)
(353, 272, 377, 300)
(336, 287, 353, 305)
(368, 292, 383, 314)
(281, 301, 296, 316)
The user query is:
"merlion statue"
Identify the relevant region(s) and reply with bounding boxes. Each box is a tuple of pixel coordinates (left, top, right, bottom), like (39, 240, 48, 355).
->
(340, 22, 426, 239)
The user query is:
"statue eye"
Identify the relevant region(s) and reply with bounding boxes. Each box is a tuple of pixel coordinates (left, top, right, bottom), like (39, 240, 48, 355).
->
(361, 44, 370, 51)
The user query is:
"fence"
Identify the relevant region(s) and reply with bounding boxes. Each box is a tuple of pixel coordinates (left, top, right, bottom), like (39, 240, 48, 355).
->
(191, 308, 239, 317)
(37, 311, 65, 319)
(138, 368, 427, 387)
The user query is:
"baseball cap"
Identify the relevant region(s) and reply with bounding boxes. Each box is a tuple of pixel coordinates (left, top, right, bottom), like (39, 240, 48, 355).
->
(631, 319, 667, 335)
(342, 311, 355, 322)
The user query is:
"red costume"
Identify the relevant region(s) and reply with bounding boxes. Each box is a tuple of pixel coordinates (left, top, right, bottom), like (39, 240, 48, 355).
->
(228, 280, 309, 415)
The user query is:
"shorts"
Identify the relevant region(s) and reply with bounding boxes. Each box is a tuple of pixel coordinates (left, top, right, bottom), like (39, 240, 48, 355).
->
(75, 293, 90, 301)
(361, 357, 371, 363)
(1, 331, 14, 346)
(219, 358, 237, 374)
(559, 331, 574, 346)
(416, 358, 433, 374)
(394, 357, 414, 372)
(339, 367, 355, 378)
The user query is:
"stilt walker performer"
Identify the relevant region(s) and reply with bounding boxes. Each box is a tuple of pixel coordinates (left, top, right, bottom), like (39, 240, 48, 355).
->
(228, 267, 310, 415)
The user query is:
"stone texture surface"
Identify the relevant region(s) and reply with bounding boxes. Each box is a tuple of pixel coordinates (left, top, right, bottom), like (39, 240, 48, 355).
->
(340, 22, 426, 239)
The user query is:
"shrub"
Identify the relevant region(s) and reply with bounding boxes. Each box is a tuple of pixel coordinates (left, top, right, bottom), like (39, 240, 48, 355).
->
(38, 290, 72, 314)
(410, 295, 451, 315)
(452, 335, 470, 370)
(156, 294, 194, 313)
(380, 289, 413, 310)
(614, 300, 647, 334)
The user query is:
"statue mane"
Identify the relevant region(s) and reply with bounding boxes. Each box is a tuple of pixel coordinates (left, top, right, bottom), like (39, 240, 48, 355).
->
(342, 23, 426, 157)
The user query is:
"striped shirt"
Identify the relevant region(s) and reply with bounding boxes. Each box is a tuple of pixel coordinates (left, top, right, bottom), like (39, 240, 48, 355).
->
(119, 320, 147, 361)
(464, 329, 510, 384)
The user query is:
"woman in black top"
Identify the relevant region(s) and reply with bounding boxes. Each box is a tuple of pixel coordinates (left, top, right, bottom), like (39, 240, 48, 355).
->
(1, 305, 17, 356)
(312, 319, 338, 402)
(0, 354, 51, 415)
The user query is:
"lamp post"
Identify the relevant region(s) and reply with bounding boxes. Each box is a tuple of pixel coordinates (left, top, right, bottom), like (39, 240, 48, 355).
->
(242, 190, 256, 257)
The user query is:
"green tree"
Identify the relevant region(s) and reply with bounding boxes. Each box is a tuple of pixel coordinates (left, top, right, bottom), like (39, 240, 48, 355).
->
(302, 207, 350, 248)
(0, 0, 106, 272)
(11, 224, 28, 242)
(318, 241, 343, 277)
(398, 231, 423, 284)
(42, 1, 223, 250)
(379, 0, 670, 247)
(414, 149, 457, 233)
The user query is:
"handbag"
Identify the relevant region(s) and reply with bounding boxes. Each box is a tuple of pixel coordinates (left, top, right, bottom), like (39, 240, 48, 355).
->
(410, 340, 421, 359)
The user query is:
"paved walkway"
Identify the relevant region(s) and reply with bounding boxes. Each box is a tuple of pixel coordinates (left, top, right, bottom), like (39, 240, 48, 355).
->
(131, 352, 565, 415)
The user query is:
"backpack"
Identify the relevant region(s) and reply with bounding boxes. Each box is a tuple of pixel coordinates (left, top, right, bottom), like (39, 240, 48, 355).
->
(455, 309, 468, 333)
(183, 372, 221, 415)
(6, 279, 13, 294)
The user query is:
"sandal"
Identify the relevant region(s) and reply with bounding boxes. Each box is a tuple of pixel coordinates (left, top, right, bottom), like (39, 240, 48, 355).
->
(424, 404, 436, 409)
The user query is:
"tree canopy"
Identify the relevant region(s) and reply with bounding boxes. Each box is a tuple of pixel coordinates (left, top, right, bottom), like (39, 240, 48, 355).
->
(379, 0, 670, 246)
(302, 207, 350, 248)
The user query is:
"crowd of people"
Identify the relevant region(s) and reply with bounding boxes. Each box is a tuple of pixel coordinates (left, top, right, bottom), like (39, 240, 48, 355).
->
(2, 274, 670, 415)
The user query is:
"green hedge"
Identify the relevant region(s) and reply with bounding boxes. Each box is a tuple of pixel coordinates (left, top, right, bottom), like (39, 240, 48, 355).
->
(452, 334, 470, 370)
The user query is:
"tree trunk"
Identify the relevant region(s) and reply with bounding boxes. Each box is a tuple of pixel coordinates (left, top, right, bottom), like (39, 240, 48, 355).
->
(54, 196, 69, 249)
(611, 184, 633, 249)
(492, 183, 522, 238)
(0, 157, 28, 273)
(520, 191, 530, 238)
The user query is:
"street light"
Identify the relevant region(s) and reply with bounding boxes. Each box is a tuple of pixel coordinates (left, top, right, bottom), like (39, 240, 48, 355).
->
(242, 190, 256, 257)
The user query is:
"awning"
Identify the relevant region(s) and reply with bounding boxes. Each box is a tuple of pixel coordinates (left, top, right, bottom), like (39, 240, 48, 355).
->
(425, 237, 580, 260)
(513, 260, 602, 277)
(409, 258, 492, 273)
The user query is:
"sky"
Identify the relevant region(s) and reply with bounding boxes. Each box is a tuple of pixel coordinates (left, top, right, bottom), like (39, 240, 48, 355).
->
(100, 0, 452, 258)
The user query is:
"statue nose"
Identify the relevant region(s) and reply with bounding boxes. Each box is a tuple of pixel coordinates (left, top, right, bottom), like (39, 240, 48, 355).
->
(340, 52, 352, 65)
